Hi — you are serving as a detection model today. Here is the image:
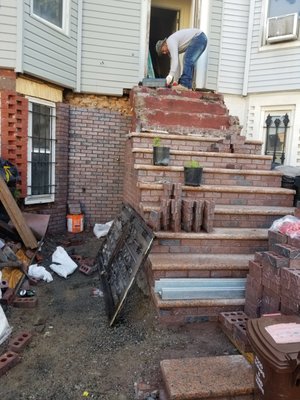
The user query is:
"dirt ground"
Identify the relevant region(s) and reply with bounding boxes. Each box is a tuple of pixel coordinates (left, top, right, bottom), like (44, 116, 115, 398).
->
(0, 230, 238, 400)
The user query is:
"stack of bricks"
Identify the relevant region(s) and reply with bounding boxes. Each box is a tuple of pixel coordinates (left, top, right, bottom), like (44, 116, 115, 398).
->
(147, 183, 215, 233)
(244, 229, 300, 318)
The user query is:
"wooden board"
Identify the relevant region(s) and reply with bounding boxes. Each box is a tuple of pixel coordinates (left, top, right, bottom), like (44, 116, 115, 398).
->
(0, 175, 38, 249)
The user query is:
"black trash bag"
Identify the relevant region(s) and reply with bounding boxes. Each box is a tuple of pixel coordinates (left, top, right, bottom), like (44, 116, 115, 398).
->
(0, 158, 20, 187)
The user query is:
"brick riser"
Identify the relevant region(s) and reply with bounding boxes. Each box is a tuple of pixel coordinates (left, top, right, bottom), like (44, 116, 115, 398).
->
(133, 149, 272, 170)
(135, 167, 282, 187)
(138, 184, 294, 207)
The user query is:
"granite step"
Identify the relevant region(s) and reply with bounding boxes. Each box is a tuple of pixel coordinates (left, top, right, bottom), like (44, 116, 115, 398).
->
(148, 253, 254, 281)
(152, 289, 245, 323)
(128, 131, 263, 155)
(160, 355, 254, 400)
(137, 182, 295, 208)
(132, 147, 273, 170)
(152, 228, 268, 255)
(134, 164, 283, 187)
(141, 204, 294, 229)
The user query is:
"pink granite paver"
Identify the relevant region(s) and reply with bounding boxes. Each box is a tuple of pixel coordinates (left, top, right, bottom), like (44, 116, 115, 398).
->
(161, 355, 254, 400)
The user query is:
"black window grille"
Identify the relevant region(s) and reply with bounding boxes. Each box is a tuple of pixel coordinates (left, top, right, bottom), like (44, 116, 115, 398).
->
(264, 113, 289, 167)
(28, 103, 56, 197)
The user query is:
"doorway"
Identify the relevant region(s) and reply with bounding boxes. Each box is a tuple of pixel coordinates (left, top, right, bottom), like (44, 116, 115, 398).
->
(149, 7, 179, 78)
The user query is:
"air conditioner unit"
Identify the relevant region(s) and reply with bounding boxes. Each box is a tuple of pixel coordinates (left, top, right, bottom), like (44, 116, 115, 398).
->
(266, 13, 299, 44)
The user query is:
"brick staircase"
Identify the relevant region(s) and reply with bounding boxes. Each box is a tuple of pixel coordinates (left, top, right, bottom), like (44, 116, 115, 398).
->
(124, 86, 296, 324)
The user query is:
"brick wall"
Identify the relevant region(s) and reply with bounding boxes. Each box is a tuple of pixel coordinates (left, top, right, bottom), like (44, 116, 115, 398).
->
(25, 103, 69, 233)
(68, 106, 131, 227)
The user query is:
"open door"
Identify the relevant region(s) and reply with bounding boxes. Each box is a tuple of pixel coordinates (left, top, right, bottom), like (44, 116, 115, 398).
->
(149, 0, 193, 78)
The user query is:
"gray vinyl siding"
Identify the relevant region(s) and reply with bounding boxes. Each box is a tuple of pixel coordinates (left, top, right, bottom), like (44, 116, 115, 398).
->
(80, 0, 141, 95)
(206, 0, 223, 90)
(0, 1, 17, 68)
(247, 1, 300, 93)
(22, 0, 78, 89)
(217, 0, 250, 94)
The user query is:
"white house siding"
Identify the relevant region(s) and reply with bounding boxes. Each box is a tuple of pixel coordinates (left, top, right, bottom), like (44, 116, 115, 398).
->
(80, 0, 141, 96)
(0, 1, 17, 68)
(206, 0, 223, 90)
(22, 0, 78, 89)
(216, 0, 250, 95)
(247, 1, 300, 93)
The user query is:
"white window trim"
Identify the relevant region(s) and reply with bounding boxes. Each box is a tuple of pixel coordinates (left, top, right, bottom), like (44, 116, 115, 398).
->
(30, 0, 70, 36)
(25, 97, 56, 205)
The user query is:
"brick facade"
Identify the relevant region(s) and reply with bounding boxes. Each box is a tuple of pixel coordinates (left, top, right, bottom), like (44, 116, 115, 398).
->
(68, 106, 131, 227)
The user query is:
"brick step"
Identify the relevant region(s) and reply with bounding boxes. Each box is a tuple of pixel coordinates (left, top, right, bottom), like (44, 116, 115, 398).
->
(134, 164, 282, 187)
(128, 132, 263, 155)
(137, 182, 295, 207)
(214, 204, 295, 228)
(135, 89, 229, 115)
(152, 228, 268, 255)
(141, 204, 294, 229)
(160, 355, 254, 400)
(148, 253, 253, 281)
(132, 147, 272, 170)
(152, 289, 245, 323)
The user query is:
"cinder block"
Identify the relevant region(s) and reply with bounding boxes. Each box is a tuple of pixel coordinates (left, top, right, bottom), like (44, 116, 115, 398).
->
(281, 268, 300, 300)
(8, 331, 33, 353)
(79, 264, 97, 276)
(262, 251, 289, 270)
(232, 322, 252, 353)
(268, 230, 288, 252)
(244, 299, 260, 318)
(219, 311, 248, 332)
(13, 297, 38, 308)
(273, 243, 300, 259)
(281, 294, 300, 315)
(0, 351, 20, 377)
(0, 288, 15, 305)
(245, 275, 263, 301)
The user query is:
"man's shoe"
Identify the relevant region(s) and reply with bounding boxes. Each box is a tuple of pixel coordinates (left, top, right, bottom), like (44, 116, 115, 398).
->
(172, 83, 190, 91)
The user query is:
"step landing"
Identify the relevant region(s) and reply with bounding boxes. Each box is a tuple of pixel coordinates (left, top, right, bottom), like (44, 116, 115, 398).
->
(161, 355, 254, 400)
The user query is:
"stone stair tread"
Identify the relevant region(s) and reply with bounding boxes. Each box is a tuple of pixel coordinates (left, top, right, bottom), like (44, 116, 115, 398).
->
(134, 163, 282, 176)
(215, 204, 294, 215)
(161, 355, 254, 400)
(132, 147, 272, 161)
(128, 131, 228, 143)
(143, 204, 294, 216)
(153, 291, 245, 308)
(149, 253, 254, 270)
(137, 181, 295, 194)
(154, 227, 268, 240)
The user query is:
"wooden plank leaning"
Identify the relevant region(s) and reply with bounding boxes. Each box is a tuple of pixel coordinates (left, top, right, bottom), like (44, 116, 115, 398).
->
(0, 175, 38, 249)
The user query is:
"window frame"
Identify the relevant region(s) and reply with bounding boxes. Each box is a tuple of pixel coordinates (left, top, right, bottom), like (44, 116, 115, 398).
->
(25, 97, 56, 205)
(260, 0, 300, 48)
(30, 0, 70, 35)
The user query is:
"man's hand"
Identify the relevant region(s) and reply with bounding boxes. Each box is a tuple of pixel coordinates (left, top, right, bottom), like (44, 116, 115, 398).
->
(166, 75, 173, 85)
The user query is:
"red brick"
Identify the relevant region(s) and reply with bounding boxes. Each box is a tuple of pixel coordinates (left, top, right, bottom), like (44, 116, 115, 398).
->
(0, 351, 20, 377)
(13, 297, 38, 308)
(8, 331, 33, 353)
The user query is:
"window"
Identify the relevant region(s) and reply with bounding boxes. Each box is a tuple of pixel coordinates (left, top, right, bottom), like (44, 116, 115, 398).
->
(265, 0, 300, 44)
(25, 99, 56, 205)
(31, 0, 69, 32)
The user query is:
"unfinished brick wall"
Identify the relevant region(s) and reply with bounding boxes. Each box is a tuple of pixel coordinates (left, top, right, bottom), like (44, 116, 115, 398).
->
(25, 103, 70, 233)
(68, 106, 131, 227)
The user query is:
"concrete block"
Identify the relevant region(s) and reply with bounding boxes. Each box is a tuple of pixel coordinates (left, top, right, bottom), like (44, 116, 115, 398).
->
(0, 351, 20, 377)
(8, 331, 33, 353)
(79, 264, 97, 276)
(248, 260, 263, 283)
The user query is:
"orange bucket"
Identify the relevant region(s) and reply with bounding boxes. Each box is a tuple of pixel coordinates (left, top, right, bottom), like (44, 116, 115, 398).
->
(66, 214, 84, 233)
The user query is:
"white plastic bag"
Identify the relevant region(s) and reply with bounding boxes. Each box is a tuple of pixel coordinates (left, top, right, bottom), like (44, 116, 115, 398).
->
(28, 264, 53, 283)
(49, 246, 78, 278)
(0, 305, 12, 345)
(269, 215, 300, 238)
(93, 220, 113, 238)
